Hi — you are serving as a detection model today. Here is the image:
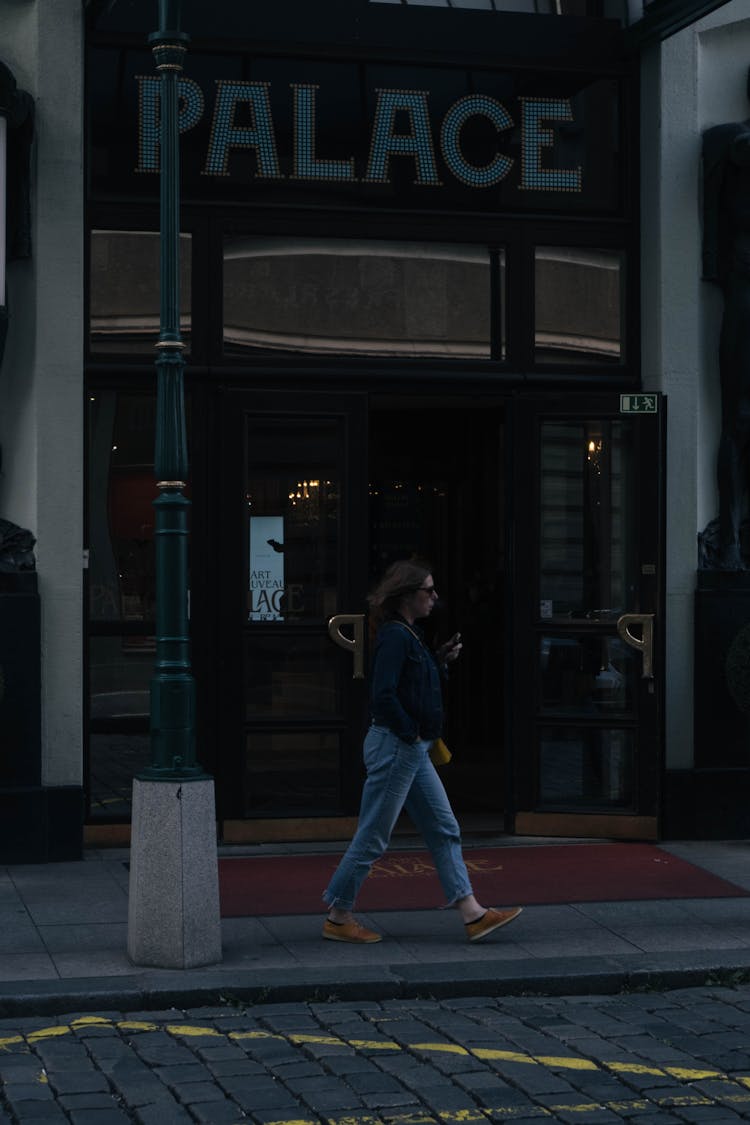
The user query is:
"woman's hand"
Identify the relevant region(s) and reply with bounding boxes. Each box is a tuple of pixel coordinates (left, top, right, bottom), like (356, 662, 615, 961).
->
(437, 632, 463, 665)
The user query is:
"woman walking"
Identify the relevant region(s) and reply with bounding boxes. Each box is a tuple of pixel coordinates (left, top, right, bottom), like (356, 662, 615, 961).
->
(322, 559, 522, 944)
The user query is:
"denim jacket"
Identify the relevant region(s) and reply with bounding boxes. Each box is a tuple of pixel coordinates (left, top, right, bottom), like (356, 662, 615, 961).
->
(369, 616, 444, 743)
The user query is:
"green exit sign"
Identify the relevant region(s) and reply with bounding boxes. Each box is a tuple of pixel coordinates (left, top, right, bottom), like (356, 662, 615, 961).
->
(620, 393, 658, 414)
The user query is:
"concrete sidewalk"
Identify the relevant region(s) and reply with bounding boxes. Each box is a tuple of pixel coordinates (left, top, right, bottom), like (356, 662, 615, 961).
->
(2, 838, 750, 1017)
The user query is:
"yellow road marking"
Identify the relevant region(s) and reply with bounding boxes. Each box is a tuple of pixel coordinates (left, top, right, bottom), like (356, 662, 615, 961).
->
(0, 1034, 24, 1050)
(664, 1065, 723, 1080)
(164, 1024, 222, 1038)
(228, 1029, 288, 1042)
(429, 1113, 485, 1122)
(263, 1120, 318, 1125)
(659, 1095, 713, 1107)
(545, 1103, 602, 1115)
(412, 1042, 470, 1056)
(4, 1012, 750, 1121)
(424, 1044, 599, 1072)
(347, 1038, 401, 1050)
(606, 1060, 666, 1076)
(327, 1117, 384, 1125)
(288, 1034, 344, 1046)
(26, 1026, 72, 1043)
(472, 1048, 537, 1064)
(535, 1055, 600, 1072)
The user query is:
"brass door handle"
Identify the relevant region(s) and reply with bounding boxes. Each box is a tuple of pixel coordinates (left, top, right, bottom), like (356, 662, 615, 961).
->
(616, 613, 655, 679)
(327, 613, 365, 680)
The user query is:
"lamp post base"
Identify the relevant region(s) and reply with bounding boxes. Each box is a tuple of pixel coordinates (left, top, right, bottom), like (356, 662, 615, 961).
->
(127, 777, 222, 968)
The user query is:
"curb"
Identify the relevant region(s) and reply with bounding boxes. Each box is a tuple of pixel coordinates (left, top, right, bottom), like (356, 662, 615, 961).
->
(2, 952, 750, 1018)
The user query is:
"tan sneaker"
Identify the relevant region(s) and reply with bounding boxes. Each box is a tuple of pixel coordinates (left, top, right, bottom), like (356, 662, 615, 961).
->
(465, 906, 522, 942)
(322, 918, 383, 944)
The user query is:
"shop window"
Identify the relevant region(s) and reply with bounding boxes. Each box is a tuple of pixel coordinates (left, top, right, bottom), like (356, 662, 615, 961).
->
(88, 390, 192, 622)
(87, 389, 192, 820)
(223, 237, 497, 359)
(90, 230, 192, 355)
(534, 247, 623, 365)
(88, 733, 151, 820)
(90, 393, 151, 622)
(90, 636, 152, 722)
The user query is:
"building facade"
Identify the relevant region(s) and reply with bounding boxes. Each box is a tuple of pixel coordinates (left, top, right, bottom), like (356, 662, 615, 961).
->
(0, 0, 743, 861)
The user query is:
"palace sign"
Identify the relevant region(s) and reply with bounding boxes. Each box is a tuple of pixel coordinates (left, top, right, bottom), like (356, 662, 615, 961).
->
(87, 48, 622, 213)
(136, 78, 583, 195)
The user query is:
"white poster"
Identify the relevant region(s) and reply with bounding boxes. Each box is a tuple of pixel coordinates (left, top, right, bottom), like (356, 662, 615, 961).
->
(249, 516, 285, 621)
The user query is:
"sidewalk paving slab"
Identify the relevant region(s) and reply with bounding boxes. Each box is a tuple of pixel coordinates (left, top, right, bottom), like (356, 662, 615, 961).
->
(0, 839, 749, 1016)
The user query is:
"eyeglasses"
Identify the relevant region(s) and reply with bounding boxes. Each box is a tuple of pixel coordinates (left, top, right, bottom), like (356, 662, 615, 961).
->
(417, 586, 438, 598)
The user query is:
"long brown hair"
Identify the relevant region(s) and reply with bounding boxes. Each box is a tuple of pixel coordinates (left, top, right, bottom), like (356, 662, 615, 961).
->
(367, 558, 432, 627)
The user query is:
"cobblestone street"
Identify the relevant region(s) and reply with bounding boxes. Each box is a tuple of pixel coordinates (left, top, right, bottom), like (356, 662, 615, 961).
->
(4, 984, 750, 1124)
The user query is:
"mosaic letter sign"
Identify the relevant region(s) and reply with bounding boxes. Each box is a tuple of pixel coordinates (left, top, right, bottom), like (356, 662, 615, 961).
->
(91, 49, 622, 214)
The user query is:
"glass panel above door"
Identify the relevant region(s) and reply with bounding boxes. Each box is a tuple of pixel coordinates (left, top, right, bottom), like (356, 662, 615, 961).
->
(534, 247, 623, 365)
(90, 231, 192, 355)
(539, 419, 634, 620)
(224, 237, 494, 358)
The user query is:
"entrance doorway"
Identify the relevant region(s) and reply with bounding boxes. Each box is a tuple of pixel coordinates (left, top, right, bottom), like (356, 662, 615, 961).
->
(86, 387, 664, 843)
(368, 404, 507, 825)
(216, 392, 509, 838)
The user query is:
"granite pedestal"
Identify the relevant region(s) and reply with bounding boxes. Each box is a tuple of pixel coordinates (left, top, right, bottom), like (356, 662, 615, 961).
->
(127, 777, 222, 968)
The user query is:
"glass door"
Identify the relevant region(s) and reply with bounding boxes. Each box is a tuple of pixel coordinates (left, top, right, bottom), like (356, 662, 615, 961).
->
(217, 391, 368, 824)
(511, 393, 665, 839)
(368, 404, 508, 827)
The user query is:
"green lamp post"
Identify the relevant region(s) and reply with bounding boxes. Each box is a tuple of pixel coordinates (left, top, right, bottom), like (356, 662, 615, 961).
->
(142, 0, 206, 782)
(127, 0, 220, 970)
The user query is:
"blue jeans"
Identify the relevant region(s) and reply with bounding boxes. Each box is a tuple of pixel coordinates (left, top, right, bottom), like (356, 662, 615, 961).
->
(323, 725, 474, 911)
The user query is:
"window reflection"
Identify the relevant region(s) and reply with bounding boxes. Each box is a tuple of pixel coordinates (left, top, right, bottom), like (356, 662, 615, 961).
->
(244, 636, 340, 718)
(539, 727, 634, 808)
(90, 230, 191, 354)
(90, 637, 152, 720)
(88, 733, 151, 820)
(88, 391, 191, 623)
(89, 393, 156, 623)
(535, 247, 623, 365)
(245, 419, 340, 622)
(245, 732, 340, 816)
(539, 420, 632, 619)
(224, 237, 493, 358)
(539, 634, 635, 715)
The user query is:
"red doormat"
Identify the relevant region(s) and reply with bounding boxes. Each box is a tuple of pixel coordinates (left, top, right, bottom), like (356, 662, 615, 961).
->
(218, 843, 748, 917)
